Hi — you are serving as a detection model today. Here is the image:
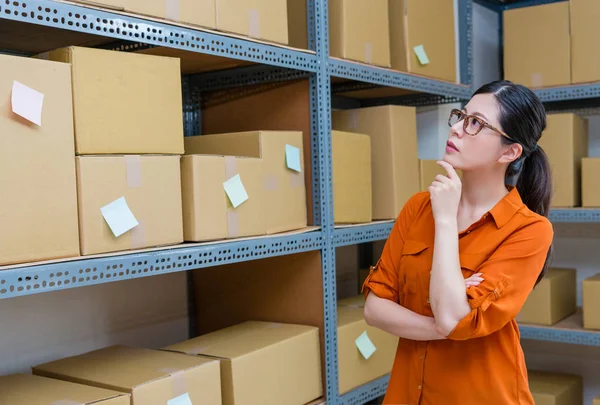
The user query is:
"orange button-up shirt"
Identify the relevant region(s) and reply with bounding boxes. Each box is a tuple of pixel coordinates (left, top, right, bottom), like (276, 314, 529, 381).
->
(363, 188, 553, 405)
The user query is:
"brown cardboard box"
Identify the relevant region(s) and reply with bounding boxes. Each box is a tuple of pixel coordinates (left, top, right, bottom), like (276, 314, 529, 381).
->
(0, 54, 80, 266)
(332, 106, 419, 220)
(332, 130, 372, 224)
(215, 0, 288, 44)
(41, 47, 184, 154)
(583, 273, 600, 330)
(338, 295, 366, 309)
(389, 0, 457, 82)
(33, 346, 222, 405)
(201, 80, 314, 224)
(287, 0, 308, 49)
(419, 160, 463, 192)
(329, 0, 390, 67)
(516, 268, 577, 326)
(538, 114, 588, 207)
(582, 158, 600, 207)
(528, 371, 583, 405)
(571, 0, 600, 84)
(185, 131, 307, 234)
(594, 394, 600, 405)
(70, 0, 215, 29)
(504, 3, 570, 87)
(165, 321, 323, 405)
(337, 305, 398, 394)
(0, 374, 130, 405)
(76, 156, 183, 255)
(181, 155, 266, 241)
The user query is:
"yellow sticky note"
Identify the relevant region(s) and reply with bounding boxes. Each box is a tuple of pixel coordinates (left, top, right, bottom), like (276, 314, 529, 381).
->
(355, 330, 376, 360)
(223, 174, 249, 208)
(414, 45, 430, 65)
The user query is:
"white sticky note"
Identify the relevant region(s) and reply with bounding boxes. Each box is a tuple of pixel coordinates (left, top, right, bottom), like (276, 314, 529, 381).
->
(413, 45, 430, 65)
(100, 197, 139, 238)
(223, 174, 249, 208)
(355, 331, 377, 360)
(11, 80, 44, 126)
(285, 144, 302, 172)
(168, 393, 193, 405)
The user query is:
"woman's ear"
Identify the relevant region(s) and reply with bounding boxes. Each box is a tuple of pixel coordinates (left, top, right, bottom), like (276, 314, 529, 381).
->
(498, 142, 523, 165)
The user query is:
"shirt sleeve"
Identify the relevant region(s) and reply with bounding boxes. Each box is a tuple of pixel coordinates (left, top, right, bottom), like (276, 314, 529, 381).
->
(361, 192, 427, 303)
(447, 217, 554, 341)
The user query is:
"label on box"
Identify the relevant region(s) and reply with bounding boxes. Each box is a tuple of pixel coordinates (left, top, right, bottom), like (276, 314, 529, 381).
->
(168, 393, 193, 405)
(224, 174, 249, 208)
(355, 330, 377, 360)
(100, 196, 139, 238)
(11, 80, 44, 126)
(285, 144, 302, 172)
(413, 45, 430, 65)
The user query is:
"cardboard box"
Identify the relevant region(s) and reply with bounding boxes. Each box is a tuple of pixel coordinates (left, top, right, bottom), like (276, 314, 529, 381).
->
(332, 130, 372, 224)
(181, 155, 266, 241)
(389, 0, 457, 82)
(338, 295, 366, 309)
(33, 346, 221, 405)
(329, 0, 390, 67)
(419, 160, 463, 192)
(538, 114, 588, 207)
(41, 47, 184, 154)
(185, 131, 307, 234)
(0, 374, 130, 405)
(528, 370, 583, 405)
(571, 0, 600, 84)
(516, 268, 577, 326)
(582, 158, 600, 207)
(165, 321, 323, 405)
(201, 80, 314, 224)
(594, 394, 600, 405)
(337, 305, 398, 394)
(504, 3, 570, 87)
(0, 54, 80, 266)
(287, 0, 308, 49)
(76, 155, 183, 255)
(215, 0, 288, 44)
(332, 106, 419, 220)
(70, 0, 215, 29)
(583, 273, 600, 330)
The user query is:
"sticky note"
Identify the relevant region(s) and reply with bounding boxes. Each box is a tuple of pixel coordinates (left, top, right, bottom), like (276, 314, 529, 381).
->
(11, 80, 44, 126)
(285, 144, 302, 172)
(355, 330, 377, 360)
(168, 393, 193, 405)
(224, 174, 249, 208)
(100, 196, 139, 238)
(413, 45, 430, 65)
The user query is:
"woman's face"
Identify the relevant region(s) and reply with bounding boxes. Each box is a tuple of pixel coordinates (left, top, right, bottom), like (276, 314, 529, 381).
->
(443, 93, 514, 171)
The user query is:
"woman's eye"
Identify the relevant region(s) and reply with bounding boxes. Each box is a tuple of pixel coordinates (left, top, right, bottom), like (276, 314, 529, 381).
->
(470, 117, 481, 128)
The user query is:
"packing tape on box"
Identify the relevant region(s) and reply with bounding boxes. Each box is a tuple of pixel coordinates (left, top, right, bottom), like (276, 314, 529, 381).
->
(290, 172, 304, 189)
(131, 220, 146, 249)
(265, 174, 279, 191)
(531, 73, 543, 88)
(52, 401, 83, 405)
(227, 211, 239, 238)
(225, 156, 237, 180)
(165, 0, 180, 21)
(347, 111, 358, 129)
(248, 9, 260, 38)
(158, 368, 187, 398)
(125, 155, 142, 188)
(364, 43, 373, 64)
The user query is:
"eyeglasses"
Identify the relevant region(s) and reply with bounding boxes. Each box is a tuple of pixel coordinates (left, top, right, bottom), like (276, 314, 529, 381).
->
(448, 109, 512, 139)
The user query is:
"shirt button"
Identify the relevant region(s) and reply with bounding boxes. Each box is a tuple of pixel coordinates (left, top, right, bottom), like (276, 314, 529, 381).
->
(426, 297, 430, 304)
(418, 385, 422, 390)
(467, 230, 471, 234)
(420, 355, 424, 360)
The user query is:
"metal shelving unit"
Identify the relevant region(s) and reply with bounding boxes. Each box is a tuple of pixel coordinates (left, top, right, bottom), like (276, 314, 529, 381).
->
(4, 0, 599, 403)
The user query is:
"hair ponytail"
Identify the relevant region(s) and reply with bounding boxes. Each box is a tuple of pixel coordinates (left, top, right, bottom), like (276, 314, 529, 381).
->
(515, 146, 552, 217)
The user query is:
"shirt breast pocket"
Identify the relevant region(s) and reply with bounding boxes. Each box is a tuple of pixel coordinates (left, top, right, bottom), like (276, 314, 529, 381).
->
(400, 240, 429, 311)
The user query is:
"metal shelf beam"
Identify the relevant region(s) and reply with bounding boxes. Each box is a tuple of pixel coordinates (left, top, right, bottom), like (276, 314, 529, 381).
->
(334, 222, 394, 247)
(519, 325, 600, 346)
(0, 231, 322, 300)
(338, 375, 390, 405)
(533, 83, 600, 103)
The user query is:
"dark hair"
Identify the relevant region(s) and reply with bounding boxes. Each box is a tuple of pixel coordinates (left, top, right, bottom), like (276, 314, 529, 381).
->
(473, 80, 553, 285)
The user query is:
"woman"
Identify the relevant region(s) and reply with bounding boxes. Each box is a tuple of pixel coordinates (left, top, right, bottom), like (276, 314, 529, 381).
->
(362, 80, 554, 405)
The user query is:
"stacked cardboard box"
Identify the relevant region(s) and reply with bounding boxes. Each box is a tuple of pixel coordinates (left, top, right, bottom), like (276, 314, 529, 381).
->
(516, 268, 577, 326)
(184, 130, 306, 238)
(527, 371, 583, 405)
(165, 321, 323, 405)
(583, 274, 600, 330)
(32, 346, 221, 405)
(332, 106, 420, 220)
(0, 54, 80, 266)
(582, 158, 600, 207)
(538, 113, 588, 208)
(0, 374, 130, 404)
(595, 394, 600, 405)
(505, 1, 600, 86)
(42, 47, 184, 255)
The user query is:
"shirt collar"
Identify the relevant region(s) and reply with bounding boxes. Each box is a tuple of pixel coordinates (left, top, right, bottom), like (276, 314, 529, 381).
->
(489, 187, 525, 229)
